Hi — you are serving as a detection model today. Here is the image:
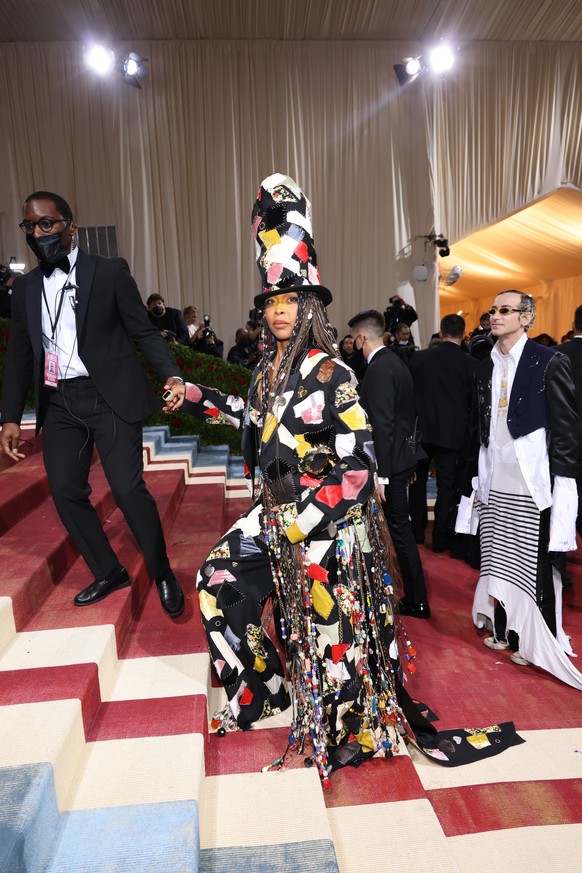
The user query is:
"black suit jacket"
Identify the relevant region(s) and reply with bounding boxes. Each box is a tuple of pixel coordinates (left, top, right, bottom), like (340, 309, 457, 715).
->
(1, 250, 179, 431)
(359, 346, 423, 477)
(408, 341, 476, 450)
(556, 337, 582, 459)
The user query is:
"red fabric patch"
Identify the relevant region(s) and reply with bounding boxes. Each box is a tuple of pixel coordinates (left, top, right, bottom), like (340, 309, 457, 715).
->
(316, 485, 343, 508)
(300, 474, 321, 488)
(240, 686, 254, 706)
(331, 644, 350, 664)
(307, 563, 329, 584)
(294, 241, 308, 261)
(204, 407, 221, 418)
(307, 349, 320, 358)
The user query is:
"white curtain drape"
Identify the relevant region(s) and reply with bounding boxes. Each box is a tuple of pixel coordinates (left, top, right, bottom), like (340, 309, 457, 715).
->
(427, 41, 582, 336)
(0, 39, 435, 348)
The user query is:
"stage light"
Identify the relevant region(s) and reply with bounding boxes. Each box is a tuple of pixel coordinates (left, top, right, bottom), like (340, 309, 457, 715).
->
(393, 57, 423, 87)
(428, 43, 455, 75)
(120, 52, 149, 89)
(84, 44, 115, 76)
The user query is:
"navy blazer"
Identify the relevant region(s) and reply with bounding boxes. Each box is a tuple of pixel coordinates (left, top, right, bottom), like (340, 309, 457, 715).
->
(462, 337, 579, 493)
(1, 250, 179, 430)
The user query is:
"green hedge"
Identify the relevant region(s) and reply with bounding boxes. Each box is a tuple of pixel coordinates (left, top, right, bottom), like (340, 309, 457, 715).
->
(0, 317, 250, 454)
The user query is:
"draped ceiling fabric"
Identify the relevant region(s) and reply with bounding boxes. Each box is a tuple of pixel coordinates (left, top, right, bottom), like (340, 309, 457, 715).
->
(0, 1, 581, 346)
(0, 39, 435, 347)
(428, 41, 582, 336)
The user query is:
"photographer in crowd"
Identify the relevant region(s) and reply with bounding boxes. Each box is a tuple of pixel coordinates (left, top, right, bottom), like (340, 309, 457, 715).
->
(227, 327, 260, 369)
(188, 311, 224, 358)
(383, 294, 418, 338)
(147, 293, 189, 345)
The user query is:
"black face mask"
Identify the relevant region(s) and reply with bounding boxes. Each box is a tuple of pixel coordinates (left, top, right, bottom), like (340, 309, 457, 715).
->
(26, 231, 71, 265)
(351, 345, 365, 365)
(151, 305, 165, 316)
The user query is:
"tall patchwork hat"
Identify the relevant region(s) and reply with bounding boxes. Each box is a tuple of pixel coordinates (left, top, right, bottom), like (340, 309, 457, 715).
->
(251, 172, 332, 308)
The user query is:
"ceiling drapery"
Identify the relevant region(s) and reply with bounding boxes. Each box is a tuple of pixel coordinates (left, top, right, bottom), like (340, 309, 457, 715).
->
(0, 39, 435, 346)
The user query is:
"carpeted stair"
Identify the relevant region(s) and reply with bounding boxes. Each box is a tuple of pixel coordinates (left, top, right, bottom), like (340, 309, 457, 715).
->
(1, 423, 581, 873)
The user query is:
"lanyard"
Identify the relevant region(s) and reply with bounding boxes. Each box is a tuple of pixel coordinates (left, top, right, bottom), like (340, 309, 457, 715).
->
(42, 266, 75, 344)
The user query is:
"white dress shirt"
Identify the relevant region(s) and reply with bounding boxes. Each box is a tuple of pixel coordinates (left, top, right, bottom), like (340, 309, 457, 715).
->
(41, 246, 89, 380)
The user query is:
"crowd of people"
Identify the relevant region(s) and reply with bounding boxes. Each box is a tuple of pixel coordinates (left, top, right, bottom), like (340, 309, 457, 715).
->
(0, 176, 580, 786)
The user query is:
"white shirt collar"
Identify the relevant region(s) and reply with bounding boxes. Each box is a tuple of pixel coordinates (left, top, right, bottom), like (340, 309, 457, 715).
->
(491, 329, 528, 365)
(367, 344, 385, 364)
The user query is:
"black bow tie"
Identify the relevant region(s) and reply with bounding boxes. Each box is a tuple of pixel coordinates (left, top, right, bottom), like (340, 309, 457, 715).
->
(40, 257, 70, 278)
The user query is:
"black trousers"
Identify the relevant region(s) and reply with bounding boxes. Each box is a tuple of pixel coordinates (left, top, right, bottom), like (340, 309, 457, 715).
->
(382, 469, 427, 605)
(40, 377, 170, 580)
(408, 442, 459, 551)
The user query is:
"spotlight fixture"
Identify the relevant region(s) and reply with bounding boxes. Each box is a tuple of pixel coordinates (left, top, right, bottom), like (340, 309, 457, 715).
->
(440, 265, 463, 286)
(84, 44, 148, 89)
(84, 44, 115, 76)
(118, 52, 149, 89)
(393, 56, 422, 87)
(428, 43, 456, 75)
(394, 42, 457, 87)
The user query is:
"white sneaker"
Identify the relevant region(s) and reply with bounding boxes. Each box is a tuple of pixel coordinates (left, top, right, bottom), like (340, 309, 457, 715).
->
(510, 651, 531, 666)
(483, 636, 510, 651)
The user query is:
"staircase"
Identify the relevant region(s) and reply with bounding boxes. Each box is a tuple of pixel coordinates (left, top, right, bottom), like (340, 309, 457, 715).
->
(1, 423, 581, 873)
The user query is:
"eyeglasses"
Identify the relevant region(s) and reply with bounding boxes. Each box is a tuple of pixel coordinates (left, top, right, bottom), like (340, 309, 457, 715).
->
(19, 217, 70, 234)
(488, 306, 522, 316)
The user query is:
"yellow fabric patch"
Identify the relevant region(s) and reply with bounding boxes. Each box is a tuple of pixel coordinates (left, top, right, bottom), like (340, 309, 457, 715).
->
(254, 656, 267, 673)
(262, 412, 277, 443)
(294, 433, 311, 458)
(356, 728, 375, 754)
(258, 228, 281, 249)
(466, 733, 491, 750)
(311, 579, 334, 619)
(338, 403, 367, 432)
(199, 589, 224, 621)
(286, 521, 306, 544)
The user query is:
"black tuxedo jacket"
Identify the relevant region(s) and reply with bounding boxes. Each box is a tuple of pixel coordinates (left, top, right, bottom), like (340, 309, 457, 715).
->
(359, 346, 424, 478)
(408, 341, 476, 450)
(556, 337, 582, 459)
(1, 250, 179, 431)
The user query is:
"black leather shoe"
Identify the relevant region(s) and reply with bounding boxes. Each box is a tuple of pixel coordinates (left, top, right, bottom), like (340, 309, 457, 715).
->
(398, 600, 431, 619)
(156, 570, 185, 617)
(74, 566, 130, 606)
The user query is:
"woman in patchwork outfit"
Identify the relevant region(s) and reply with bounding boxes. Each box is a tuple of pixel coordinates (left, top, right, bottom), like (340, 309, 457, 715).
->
(179, 174, 415, 782)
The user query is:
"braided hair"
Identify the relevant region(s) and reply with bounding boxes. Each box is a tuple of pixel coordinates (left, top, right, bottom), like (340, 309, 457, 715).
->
(252, 291, 338, 425)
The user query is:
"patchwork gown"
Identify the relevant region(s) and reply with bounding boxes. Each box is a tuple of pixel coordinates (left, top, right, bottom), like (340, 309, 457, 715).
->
(181, 350, 413, 777)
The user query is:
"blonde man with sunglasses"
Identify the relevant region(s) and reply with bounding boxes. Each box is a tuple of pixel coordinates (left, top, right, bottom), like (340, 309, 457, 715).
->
(456, 290, 581, 688)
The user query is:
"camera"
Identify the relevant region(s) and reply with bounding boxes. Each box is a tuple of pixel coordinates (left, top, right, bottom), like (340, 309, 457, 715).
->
(202, 314, 213, 341)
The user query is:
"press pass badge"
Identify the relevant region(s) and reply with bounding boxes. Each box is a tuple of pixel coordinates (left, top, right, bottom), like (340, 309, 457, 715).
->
(44, 350, 59, 388)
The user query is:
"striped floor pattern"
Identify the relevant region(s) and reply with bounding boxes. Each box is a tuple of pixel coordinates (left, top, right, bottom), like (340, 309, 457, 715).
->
(0, 424, 581, 873)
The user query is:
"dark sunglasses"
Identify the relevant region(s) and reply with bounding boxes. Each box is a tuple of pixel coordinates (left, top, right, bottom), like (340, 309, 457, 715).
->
(488, 306, 522, 316)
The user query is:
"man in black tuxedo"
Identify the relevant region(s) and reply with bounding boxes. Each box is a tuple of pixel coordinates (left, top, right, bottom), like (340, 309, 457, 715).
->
(556, 304, 582, 538)
(0, 191, 186, 616)
(408, 314, 477, 551)
(349, 309, 429, 618)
